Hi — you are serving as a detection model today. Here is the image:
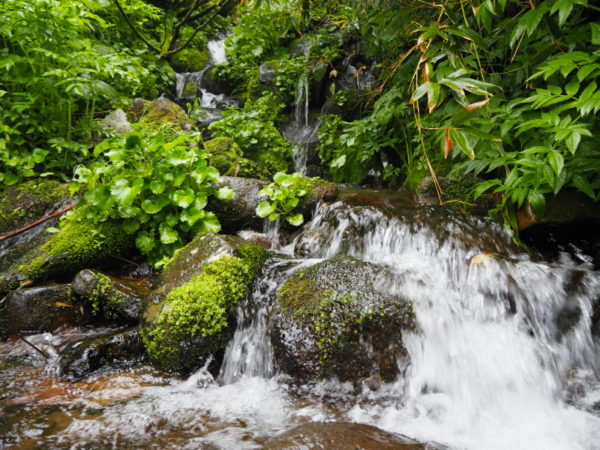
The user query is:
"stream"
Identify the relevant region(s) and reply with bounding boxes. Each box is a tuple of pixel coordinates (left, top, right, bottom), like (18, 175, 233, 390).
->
(1, 37, 600, 450)
(1, 199, 600, 449)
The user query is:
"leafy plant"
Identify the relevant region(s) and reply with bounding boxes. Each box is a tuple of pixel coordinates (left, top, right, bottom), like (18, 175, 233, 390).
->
(256, 171, 307, 226)
(73, 126, 234, 268)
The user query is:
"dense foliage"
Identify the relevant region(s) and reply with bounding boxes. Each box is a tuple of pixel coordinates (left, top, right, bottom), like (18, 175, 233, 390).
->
(73, 126, 234, 267)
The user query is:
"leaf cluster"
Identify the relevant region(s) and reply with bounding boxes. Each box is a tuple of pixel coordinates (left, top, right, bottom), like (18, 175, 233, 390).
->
(256, 171, 307, 226)
(73, 127, 234, 268)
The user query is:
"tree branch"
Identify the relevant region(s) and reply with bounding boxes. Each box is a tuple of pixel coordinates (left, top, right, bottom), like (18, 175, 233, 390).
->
(112, 0, 161, 54)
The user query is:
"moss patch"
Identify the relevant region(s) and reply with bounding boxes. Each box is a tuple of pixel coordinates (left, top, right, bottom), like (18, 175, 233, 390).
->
(0, 214, 131, 298)
(206, 137, 271, 181)
(170, 47, 210, 73)
(141, 243, 268, 371)
(0, 179, 71, 234)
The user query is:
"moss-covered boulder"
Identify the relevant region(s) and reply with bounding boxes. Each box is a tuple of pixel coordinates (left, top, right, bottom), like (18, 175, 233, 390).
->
(0, 215, 131, 298)
(0, 179, 71, 235)
(140, 233, 269, 371)
(272, 255, 415, 382)
(127, 97, 194, 131)
(0, 285, 86, 335)
(205, 137, 271, 181)
(170, 47, 210, 73)
(72, 269, 149, 322)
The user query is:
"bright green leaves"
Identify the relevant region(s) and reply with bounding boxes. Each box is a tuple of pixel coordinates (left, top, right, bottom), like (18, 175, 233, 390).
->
(256, 172, 307, 226)
(73, 129, 231, 268)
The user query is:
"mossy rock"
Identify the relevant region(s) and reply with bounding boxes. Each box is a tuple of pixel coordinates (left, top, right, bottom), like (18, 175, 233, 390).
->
(0, 215, 131, 298)
(0, 285, 86, 336)
(295, 176, 338, 215)
(273, 255, 415, 382)
(170, 47, 210, 73)
(181, 80, 198, 97)
(0, 179, 71, 235)
(140, 235, 269, 371)
(205, 137, 271, 181)
(72, 269, 149, 322)
(127, 97, 194, 131)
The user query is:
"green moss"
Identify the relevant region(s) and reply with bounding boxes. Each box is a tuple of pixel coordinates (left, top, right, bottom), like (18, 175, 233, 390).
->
(86, 272, 128, 318)
(181, 80, 198, 97)
(206, 137, 271, 180)
(141, 243, 268, 370)
(170, 47, 210, 72)
(0, 179, 71, 234)
(295, 176, 338, 209)
(17, 214, 130, 283)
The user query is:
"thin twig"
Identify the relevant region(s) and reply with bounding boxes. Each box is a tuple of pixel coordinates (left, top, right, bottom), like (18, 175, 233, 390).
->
(17, 334, 49, 359)
(0, 204, 75, 242)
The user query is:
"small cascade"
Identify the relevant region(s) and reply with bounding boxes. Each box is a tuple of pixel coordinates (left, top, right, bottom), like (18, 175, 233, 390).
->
(219, 258, 296, 383)
(174, 35, 237, 125)
(282, 73, 321, 175)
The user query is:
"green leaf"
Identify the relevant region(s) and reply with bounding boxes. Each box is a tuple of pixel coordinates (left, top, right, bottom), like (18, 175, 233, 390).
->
(547, 151, 564, 176)
(451, 129, 475, 159)
(286, 213, 304, 226)
(527, 190, 546, 217)
(592, 23, 600, 45)
(197, 212, 221, 233)
(172, 188, 195, 208)
(122, 219, 140, 234)
(32, 148, 49, 163)
(411, 82, 432, 102)
(141, 198, 167, 214)
(159, 223, 179, 244)
(136, 231, 155, 254)
(215, 186, 235, 200)
(149, 179, 166, 194)
(256, 201, 275, 218)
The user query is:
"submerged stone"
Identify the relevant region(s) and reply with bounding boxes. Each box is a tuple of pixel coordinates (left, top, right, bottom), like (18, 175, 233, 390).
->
(263, 422, 428, 450)
(140, 233, 269, 371)
(272, 255, 415, 382)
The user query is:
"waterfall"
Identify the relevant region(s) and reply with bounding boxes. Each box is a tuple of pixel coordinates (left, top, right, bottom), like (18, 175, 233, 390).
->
(292, 201, 600, 449)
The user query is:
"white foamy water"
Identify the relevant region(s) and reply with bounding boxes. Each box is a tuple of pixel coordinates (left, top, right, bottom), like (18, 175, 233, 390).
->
(294, 202, 600, 449)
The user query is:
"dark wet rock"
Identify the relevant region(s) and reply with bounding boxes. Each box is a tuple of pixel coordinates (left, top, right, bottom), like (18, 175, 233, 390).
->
(209, 177, 267, 234)
(140, 233, 269, 371)
(202, 66, 234, 96)
(72, 269, 148, 322)
(272, 255, 415, 382)
(263, 422, 429, 450)
(59, 328, 146, 380)
(521, 219, 600, 269)
(259, 62, 278, 83)
(127, 97, 194, 131)
(592, 297, 600, 339)
(517, 190, 600, 231)
(321, 88, 370, 121)
(415, 176, 495, 215)
(555, 300, 583, 337)
(0, 216, 131, 298)
(0, 285, 86, 335)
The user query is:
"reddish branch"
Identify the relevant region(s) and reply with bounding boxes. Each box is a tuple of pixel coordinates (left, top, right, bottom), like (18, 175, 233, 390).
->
(0, 204, 75, 242)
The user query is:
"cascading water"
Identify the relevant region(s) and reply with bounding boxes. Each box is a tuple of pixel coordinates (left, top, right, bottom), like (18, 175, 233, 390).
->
(293, 201, 600, 449)
(174, 35, 236, 124)
(2, 200, 600, 449)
